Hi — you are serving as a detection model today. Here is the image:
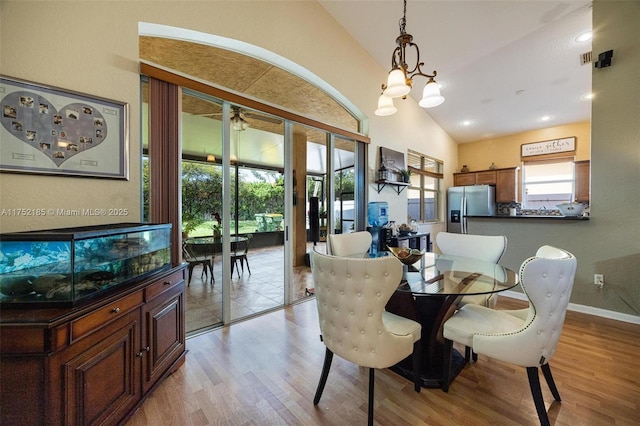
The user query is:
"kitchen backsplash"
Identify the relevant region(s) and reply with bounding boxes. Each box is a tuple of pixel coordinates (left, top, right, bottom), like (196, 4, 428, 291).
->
(497, 202, 589, 216)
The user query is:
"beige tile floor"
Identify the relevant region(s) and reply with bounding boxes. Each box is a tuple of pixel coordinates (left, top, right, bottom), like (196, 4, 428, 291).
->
(185, 242, 323, 334)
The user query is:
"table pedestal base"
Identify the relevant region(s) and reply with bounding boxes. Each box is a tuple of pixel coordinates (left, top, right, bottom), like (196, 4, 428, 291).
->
(390, 348, 465, 389)
(386, 290, 465, 389)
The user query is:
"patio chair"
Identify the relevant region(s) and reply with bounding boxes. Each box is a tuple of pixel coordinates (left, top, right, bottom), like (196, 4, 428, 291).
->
(231, 234, 253, 278)
(182, 241, 214, 286)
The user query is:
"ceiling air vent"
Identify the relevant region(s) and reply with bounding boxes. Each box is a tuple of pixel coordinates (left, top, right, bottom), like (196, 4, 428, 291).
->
(581, 51, 592, 65)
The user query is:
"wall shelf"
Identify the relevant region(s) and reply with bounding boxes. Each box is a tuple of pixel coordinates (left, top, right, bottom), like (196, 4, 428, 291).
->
(375, 180, 409, 194)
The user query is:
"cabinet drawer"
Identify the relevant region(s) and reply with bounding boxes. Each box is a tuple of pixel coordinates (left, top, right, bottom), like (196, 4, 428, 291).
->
(145, 269, 185, 302)
(454, 173, 476, 186)
(70, 290, 143, 343)
(476, 171, 496, 184)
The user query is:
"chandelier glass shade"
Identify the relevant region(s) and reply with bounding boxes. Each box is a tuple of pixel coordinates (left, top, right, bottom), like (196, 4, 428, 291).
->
(375, 0, 444, 116)
(384, 68, 411, 98)
(374, 93, 398, 116)
(419, 77, 445, 108)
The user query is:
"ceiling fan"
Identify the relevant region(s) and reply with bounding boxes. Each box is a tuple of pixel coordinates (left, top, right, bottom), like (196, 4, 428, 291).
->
(199, 106, 282, 131)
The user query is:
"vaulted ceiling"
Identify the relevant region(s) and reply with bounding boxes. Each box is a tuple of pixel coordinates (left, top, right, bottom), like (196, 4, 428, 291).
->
(320, 1, 593, 143)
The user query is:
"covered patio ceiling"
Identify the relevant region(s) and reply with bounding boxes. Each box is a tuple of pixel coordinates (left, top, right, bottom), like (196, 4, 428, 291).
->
(140, 36, 358, 174)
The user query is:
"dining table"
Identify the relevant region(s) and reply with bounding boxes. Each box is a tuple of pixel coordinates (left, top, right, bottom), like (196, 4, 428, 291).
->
(184, 235, 249, 277)
(383, 251, 519, 389)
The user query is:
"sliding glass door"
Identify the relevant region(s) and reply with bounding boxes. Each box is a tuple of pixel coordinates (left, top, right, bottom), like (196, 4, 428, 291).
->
(143, 80, 366, 335)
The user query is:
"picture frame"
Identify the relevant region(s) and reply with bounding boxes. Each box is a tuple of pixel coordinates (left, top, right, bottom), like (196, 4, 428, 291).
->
(0, 75, 129, 179)
(379, 146, 406, 171)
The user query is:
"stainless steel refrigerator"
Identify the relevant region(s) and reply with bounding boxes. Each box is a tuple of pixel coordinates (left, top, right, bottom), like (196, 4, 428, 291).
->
(447, 185, 496, 233)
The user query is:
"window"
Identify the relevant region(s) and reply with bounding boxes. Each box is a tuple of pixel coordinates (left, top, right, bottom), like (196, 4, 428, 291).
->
(522, 158, 574, 209)
(406, 150, 443, 222)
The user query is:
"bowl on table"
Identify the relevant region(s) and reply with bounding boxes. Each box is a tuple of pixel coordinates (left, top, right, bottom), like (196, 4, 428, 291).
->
(388, 246, 425, 265)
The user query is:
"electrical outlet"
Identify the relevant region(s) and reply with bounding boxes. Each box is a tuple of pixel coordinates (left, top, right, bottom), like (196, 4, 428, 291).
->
(594, 274, 604, 286)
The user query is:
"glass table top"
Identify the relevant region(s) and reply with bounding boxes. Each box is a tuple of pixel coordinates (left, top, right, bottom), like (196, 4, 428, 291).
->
(393, 252, 519, 296)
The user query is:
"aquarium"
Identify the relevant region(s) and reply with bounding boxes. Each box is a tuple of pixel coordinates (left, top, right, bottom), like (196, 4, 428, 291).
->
(0, 223, 171, 307)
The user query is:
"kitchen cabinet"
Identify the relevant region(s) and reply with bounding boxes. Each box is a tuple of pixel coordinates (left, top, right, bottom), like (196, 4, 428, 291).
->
(453, 173, 476, 186)
(0, 265, 186, 426)
(453, 167, 519, 203)
(574, 160, 590, 202)
(454, 170, 497, 185)
(496, 168, 519, 202)
(475, 170, 497, 185)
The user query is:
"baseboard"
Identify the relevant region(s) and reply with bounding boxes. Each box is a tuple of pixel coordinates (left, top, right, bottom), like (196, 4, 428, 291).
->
(501, 290, 640, 325)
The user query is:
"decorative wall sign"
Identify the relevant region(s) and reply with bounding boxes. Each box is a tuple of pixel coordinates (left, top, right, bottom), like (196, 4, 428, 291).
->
(521, 137, 576, 158)
(0, 76, 128, 179)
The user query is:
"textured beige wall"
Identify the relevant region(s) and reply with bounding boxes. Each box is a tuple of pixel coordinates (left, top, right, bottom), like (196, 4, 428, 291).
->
(0, 1, 457, 233)
(457, 120, 590, 173)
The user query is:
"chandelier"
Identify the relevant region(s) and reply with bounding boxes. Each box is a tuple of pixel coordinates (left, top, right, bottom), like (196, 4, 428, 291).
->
(375, 0, 445, 116)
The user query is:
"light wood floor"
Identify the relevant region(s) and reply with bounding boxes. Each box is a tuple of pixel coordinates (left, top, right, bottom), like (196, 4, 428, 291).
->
(127, 297, 640, 425)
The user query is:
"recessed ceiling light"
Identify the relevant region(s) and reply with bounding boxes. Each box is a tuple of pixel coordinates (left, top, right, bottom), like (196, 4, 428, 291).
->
(575, 31, 592, 43)
(515, 89, 526, 96)
(539, 115, 552, 122)
(461, 120, 473, 127)
(581, 92, 594, 100)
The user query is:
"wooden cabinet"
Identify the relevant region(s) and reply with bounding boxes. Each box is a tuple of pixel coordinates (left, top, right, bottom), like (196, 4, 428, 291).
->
(574, 160, 590, 202)
(453, 167, 519, 203)
(0, 266, 186, 426)
(475, 170, 497, 185)
(454, 170, 497, 186)
(496, 168, 519, 202)
(60, 309, 141, 425)
(142, 277, 185, 394)
(453, 173, 476, 186)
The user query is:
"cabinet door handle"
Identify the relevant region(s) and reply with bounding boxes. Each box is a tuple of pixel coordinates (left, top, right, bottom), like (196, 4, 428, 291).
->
(136, 351, 144, 358)
(145, 346, 150, 352)
(111, 307, 121, 314)
(163, 281, 171, 286)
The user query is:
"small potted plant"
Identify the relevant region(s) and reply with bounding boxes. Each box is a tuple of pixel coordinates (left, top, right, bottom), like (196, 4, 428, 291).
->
(398, 168, 413, 183)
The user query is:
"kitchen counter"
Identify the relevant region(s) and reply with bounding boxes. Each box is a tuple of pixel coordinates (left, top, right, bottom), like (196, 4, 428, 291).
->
(467, 215, 589, 221)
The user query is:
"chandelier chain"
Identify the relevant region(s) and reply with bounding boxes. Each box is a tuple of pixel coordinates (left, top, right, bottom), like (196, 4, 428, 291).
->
(399, 0, 407, 35)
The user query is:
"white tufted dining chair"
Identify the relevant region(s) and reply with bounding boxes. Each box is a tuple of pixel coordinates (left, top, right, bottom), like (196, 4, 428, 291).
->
(436, 232, 507, 361)
(310, 249, 422, 426)
(326, 231, 372, 257)
(442, 245, 577, 426)
(436, 232, 507, 309)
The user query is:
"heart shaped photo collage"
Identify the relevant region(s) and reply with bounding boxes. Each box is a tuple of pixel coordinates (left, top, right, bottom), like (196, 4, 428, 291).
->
(1, 90, 108, 167)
